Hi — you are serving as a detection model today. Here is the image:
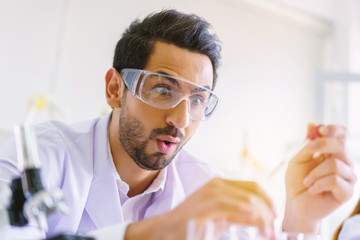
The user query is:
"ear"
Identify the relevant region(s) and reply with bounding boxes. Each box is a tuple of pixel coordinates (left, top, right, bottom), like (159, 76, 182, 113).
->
(105, 68, 125, 108)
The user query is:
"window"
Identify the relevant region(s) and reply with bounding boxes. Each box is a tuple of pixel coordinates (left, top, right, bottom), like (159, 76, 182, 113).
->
(316, 72, 360, 161)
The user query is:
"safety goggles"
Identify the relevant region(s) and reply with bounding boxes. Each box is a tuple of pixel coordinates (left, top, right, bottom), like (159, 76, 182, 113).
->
(120, 68, 219, 121)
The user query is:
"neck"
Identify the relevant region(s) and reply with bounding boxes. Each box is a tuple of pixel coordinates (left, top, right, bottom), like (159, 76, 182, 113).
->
(109, 110, 159, 197)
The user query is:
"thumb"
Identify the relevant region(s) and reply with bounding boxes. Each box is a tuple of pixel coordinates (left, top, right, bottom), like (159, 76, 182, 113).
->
(306, 122, 317, 138)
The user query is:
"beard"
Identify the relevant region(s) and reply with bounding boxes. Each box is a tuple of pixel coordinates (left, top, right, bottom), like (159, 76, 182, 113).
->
(118, 106, 185, 171)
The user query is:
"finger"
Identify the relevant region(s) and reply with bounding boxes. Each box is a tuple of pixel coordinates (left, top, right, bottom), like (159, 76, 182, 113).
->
(307, 124, 323, 140)
(204, 179, 274, 213)
(220, 196, 275, 239)
(306, 122, 317, 137)
(221, 182, 276, 239)
(319, 125, 347, 139)
(303, 157, 356, 187)
(291, 138, 339, 165)
(295, 124, 347, 164)
(223, 179, 275, 212)
(197, 193, 275, 238)
(307, 174, 355, 203)
(199, 179, 276, 238)
(308, 138, 350, 165)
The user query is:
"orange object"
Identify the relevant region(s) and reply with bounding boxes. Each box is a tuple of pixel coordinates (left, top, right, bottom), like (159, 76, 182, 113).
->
(307, 124, 324, 140)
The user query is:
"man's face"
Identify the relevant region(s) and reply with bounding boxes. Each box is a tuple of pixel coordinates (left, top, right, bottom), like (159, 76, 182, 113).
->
(118, 41, 214, 170)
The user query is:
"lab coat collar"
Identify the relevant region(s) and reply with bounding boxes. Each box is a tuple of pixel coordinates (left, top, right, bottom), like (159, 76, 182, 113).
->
(84, 112, 187, 228)
(84, 112, 125, 228)
(107, 137, 167, 198)
(143, 167, 167, 195)
(144, 154, 187, 218)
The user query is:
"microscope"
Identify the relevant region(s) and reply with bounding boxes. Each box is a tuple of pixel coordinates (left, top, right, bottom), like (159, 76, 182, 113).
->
(1, 124, 93, 240)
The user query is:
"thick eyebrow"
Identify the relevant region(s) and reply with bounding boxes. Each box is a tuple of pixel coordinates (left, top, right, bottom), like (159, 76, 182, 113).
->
(157, 71, 211, 93)
(157, 71, 180, 87)
(191, 86, 210, 94)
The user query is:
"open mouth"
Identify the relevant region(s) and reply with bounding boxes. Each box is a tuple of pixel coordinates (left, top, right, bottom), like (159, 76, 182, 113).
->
(156, 139, 177, 154)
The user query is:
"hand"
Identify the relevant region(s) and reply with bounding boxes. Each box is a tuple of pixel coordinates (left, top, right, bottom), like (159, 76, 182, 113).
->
(125, 178, 277, 240)
(283, 123, 356, 232)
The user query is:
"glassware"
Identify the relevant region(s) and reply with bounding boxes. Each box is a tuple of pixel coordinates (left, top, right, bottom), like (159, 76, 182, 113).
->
(186, 220, 264, 240)
(278, 232, 321, 240)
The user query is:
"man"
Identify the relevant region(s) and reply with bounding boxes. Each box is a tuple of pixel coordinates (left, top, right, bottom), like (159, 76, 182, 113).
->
(0, 9, 356, 240)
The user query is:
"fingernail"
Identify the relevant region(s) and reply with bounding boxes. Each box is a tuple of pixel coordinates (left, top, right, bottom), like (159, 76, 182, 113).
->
(308, 186, 317, 194)
(313, 151, 321, 158)
(318, 126, 328, 136)
(303, 177, 310, 186)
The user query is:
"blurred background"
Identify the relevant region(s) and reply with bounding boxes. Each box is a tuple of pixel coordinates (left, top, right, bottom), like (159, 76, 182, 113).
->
(0, 0, 359, 238)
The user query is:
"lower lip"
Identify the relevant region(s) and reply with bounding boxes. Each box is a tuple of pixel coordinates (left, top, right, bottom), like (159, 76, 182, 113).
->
(156, 140, 176, 154)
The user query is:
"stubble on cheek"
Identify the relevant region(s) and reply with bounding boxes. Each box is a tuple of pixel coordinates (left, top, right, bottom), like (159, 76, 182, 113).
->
(118, 108, 167, 170)
(117, 97, 190, 170)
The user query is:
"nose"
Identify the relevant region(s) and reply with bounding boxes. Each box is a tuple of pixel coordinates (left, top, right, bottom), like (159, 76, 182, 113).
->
(165, 99, 190, 129)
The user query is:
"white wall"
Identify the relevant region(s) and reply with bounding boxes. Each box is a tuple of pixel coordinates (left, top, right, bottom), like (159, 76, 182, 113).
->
(0, 0, 358, 238)
(0, 0, 329, 170)
(274, 0, 336, 21)
(0, 0, 63, 131)
(0, 0, 329, 178)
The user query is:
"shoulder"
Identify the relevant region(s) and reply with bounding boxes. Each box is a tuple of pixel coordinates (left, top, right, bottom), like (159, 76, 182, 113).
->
(34, 116, 108, 186)
(0, 114, 109, 188)
(338, 214, 360, 240)
(31, 117, 102, 167)
(34, 116, 102, 143)
(33, 114, 107, 152)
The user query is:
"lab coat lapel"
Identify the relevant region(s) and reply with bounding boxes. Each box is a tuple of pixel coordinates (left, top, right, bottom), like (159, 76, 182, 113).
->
(84, 113, 124, 228)
(144, 157, 187, 218)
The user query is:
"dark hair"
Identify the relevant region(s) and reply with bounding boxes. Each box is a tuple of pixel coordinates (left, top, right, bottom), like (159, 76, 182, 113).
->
(113, 9, 221, 90)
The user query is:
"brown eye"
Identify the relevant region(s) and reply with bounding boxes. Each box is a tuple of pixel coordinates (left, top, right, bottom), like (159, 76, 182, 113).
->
(151, 86, 172, 97)
(190, 95, 205, 106)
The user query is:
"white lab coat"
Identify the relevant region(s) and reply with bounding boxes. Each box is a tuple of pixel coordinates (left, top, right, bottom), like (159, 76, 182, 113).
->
(338, 214, 360, 240)
(0, 113, 219, 239)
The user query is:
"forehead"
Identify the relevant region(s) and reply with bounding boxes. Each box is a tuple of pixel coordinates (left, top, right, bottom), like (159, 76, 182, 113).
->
(144, 41, 213, 89)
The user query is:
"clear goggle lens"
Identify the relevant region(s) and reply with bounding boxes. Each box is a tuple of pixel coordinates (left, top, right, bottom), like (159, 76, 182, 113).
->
(121, 69, 219, 121)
